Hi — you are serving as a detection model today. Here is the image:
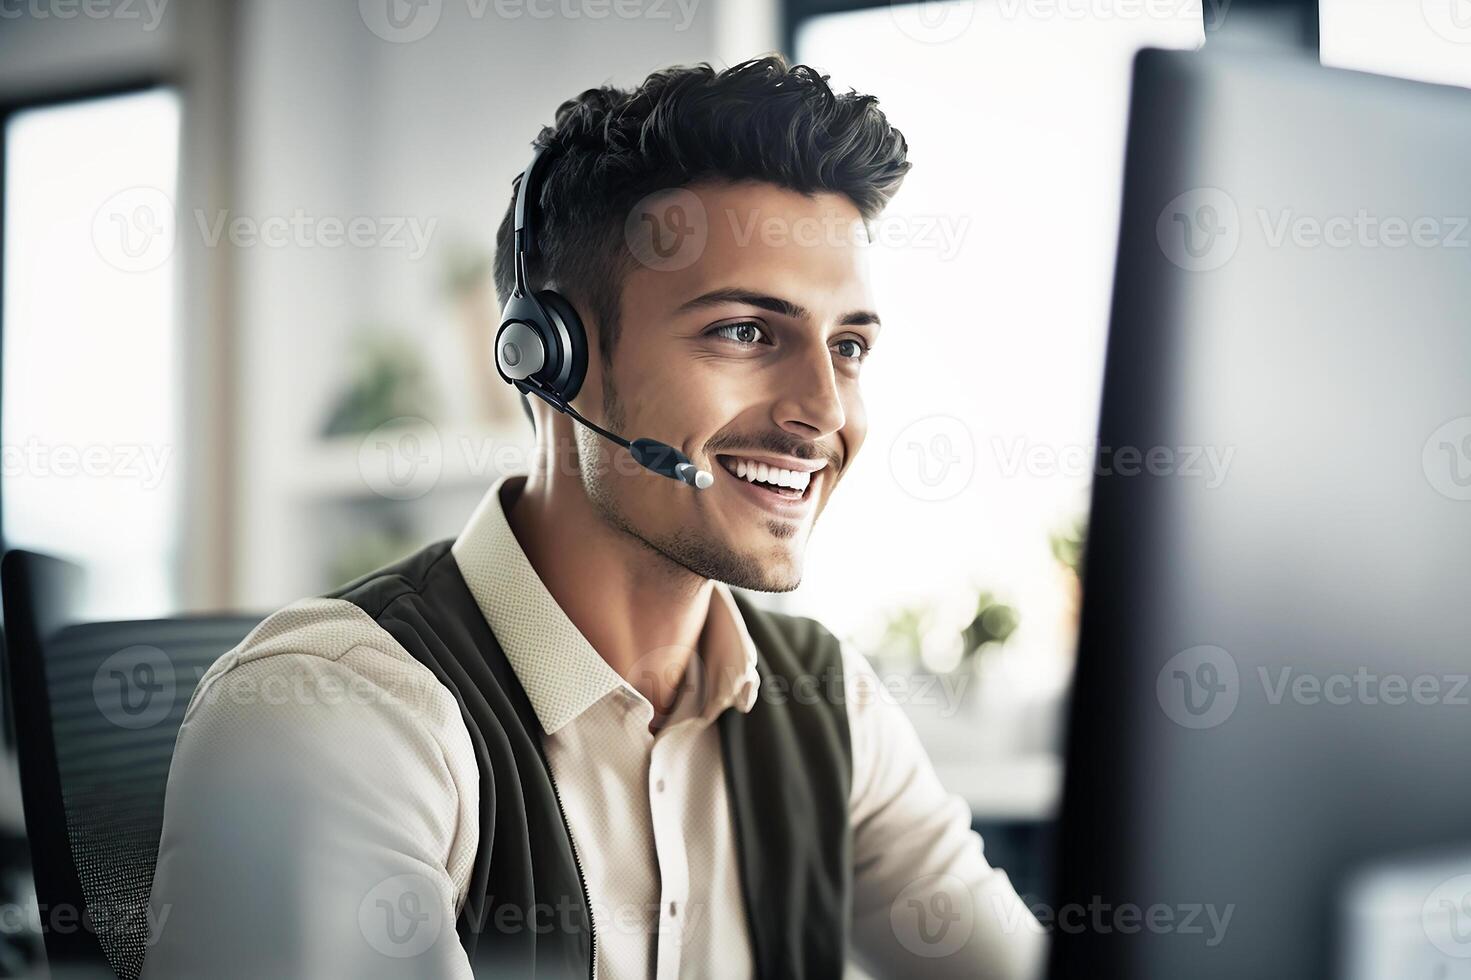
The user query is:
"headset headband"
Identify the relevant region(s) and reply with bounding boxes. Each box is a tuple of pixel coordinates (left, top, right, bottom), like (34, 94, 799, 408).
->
(511, 142, 558, 298)
(496, 140, 713, 489)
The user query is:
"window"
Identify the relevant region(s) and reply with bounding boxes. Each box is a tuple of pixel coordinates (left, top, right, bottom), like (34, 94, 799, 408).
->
(1322, 0, 1471, 88)
(2, 89, 182, 619)
(792, 3, 1201, 700)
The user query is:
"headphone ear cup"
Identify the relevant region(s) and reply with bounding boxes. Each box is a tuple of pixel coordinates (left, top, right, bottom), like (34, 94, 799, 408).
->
(535, 290, 588, 403)
(494, 313, 550, 384)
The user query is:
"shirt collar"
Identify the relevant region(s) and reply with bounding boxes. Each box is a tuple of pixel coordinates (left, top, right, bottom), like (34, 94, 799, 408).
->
(450, 473, 760, 735)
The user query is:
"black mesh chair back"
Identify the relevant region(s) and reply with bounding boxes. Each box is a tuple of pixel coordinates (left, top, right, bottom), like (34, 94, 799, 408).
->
(2, 549, 260, 979)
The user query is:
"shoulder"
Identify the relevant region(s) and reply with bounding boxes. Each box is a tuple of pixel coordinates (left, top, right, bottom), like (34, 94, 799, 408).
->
(190, 593, 466, 744)
(175, 591, 480, 911)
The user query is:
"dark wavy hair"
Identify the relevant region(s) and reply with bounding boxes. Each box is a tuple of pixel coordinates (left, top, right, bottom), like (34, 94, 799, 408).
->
(492, 55, 910, 375)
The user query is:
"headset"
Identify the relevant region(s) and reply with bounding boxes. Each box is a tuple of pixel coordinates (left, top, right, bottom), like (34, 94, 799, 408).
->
(493, 143, 714, 490)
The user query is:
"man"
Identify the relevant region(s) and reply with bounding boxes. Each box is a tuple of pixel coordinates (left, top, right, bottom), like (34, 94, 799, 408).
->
(142, 56, 1043, 979)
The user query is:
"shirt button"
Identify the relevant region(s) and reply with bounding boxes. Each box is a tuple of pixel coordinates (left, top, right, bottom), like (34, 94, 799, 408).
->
(655, 778, 666, 793)
(669, 901, 679, 917)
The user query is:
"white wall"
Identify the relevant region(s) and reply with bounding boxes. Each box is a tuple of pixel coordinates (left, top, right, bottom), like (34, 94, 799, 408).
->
(0, 0, 238, 612)
(230, 0, 776, 609)
(0, 0, 779, 613)
(0, 0, 178, 96)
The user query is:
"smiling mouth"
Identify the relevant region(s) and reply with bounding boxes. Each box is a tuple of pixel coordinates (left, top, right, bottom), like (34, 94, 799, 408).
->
(715, 454, 818, 502)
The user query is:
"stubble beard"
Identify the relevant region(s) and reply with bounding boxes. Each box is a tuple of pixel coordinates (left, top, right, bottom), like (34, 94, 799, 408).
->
(579, 371, 803, 593)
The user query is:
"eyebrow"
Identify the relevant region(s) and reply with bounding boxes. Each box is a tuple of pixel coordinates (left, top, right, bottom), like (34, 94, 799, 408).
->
(674, 287, 881, 329)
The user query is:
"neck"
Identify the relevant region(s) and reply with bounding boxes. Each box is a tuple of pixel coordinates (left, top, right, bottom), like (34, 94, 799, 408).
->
(504, 446, 713, 721)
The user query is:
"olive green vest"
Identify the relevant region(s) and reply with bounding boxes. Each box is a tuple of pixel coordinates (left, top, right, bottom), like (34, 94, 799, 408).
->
(328, 540, 852, 978)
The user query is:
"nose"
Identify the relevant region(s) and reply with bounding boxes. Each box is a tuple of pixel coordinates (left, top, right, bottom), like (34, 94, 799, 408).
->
(772, 340, 846, 440)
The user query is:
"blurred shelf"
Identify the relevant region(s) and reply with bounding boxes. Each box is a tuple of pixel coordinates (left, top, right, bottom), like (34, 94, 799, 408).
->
(289, 418, 529, 501)
(934, 754, 1062, 823)
(896, 675, 1066, 821)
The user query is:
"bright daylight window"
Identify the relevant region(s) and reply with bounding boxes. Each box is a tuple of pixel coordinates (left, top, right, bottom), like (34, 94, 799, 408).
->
(3, 89, 181, 620)
(792, 2, 1201, 734)
(791, 0, 1469, 761)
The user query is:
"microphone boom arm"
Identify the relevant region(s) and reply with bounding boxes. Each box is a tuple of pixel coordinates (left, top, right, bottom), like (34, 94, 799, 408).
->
(516, 378, 714, 489)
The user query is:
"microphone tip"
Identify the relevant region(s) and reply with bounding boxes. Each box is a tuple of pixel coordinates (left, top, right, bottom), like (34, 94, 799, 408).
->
(694, 469, 714, 489)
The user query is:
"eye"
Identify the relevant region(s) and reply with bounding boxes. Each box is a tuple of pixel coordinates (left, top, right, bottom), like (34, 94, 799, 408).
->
(708, 320, 770, 346)
(833, 337, 870, 362)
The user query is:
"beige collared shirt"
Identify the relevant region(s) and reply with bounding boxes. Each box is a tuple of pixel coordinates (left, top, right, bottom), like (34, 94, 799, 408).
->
(142, 473, 1044, 980)
(452, 474, 764, 980)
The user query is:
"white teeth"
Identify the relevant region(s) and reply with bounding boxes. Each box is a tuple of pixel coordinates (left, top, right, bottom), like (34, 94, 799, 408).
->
(724, 457, 812, 492)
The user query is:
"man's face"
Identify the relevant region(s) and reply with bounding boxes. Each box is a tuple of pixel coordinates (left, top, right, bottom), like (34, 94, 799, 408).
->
(573, 180, 879, 592)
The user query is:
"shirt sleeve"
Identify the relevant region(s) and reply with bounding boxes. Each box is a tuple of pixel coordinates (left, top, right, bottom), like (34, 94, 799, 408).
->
(843, 644, 1047, 980)
(140, 646, 477, 980)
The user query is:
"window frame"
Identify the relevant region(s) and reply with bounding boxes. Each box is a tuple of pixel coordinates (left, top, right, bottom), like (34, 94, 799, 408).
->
(782, 0, 1319, 58)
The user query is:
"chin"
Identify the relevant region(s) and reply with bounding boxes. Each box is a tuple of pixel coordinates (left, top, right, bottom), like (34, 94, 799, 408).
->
(740, 568, 803, 594)
(652, 524, 806, 593)
(726, 545, 805, 593)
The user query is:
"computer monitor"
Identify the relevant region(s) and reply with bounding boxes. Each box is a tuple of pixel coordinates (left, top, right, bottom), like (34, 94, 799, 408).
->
(1049, 46, 1471, 980)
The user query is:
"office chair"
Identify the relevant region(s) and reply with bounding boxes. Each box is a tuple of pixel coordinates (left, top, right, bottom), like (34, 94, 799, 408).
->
(1, 549, 261, 980)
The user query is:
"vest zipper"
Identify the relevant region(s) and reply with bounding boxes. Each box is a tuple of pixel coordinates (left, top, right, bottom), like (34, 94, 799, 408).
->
(541, 760, 597, 979)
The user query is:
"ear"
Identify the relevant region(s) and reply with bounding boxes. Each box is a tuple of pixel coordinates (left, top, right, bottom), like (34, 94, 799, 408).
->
(544, 278, 606, 357)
